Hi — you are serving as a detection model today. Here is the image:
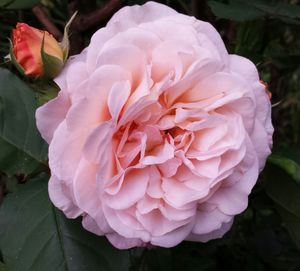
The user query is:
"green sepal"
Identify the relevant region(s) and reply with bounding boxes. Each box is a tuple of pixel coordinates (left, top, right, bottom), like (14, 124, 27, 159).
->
(40, 34, 64, 80)
(33, 80, 60, 106)
(8, 38, 25, 76)
(60, 11, 78, 61)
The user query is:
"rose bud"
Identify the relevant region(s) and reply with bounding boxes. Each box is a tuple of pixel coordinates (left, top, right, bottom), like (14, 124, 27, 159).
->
(10, 23, 64, 79)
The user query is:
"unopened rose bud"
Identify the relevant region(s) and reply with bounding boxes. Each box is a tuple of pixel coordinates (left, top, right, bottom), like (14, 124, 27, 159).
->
(11, 23, 64, 79)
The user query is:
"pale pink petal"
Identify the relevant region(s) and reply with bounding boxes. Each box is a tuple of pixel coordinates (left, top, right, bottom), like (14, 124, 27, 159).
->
(82, 215, 105, 236)
(73, 159, 100, 218)
(106, 233, 145, 249)
(250, 119, 272, 170)
(54, 49, 87, 90)
(136, 208, 191, 236)
(96, 45, 146, 88)
(83, 121, 114, 163)
(107, 1, 177, 29)
(158, 157, 182, 178)
(49, 121, 87, 180)
(102, 205, 150, 241)
(107, 80, 131, 120)
(159, 203, 196, 221)
(207, 141, 259, 215)
(192, 208, 232, 235)
(229, 54, 259, 83)
(36, 90, 70, 143)
(162, 177, 210, 208)
(147, 166, 164, 199)
(104, 168, 149, 209)
(151, 221, 194, 247)
(48, 175, 82, 218)
(137, 195, 160, 214)
(101, 27, 160, 58)
(141, 139, 174, 165)
(194, 20, 229, 65)
(65, 65, 130, 131)
(187, 219, 233, 242)
(65, 61, 88, 102)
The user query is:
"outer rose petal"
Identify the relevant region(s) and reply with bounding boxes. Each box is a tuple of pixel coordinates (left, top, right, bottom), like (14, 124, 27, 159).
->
(48, 175, 82, 218)
(187, 219, 234, 242)
(54, 49, 88, 92)
(36, 90, 70, 143)
(48, 121, 88, 181)
(106, 233, 145, 249)
(108, 1, 177, 29)
(151, 221, 195, 247)
(192, 208, 232, 235)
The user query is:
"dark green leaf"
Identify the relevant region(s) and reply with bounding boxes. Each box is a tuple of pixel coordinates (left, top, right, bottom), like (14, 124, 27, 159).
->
(0, 261, 6, 271)
(235, 20, 265, 60)
(33, 80, 60, 106)
(0, 68, 48, 175)
(268, 148, 300, 185)
(208, 1, 264, 21)
(2, 175, 18, 193)
(0, 174, 131, 271)
(266, 166, 300, 218)
(0, 0, 40, 9)
(266, 163, 300, 250)
(276, 205, 300, 250)
(208, 0, 300, 24)
(0, 138, 40, 175)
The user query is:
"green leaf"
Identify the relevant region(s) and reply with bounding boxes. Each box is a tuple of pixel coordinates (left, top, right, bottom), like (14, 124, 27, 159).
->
(208, 0, 300, 24)
(0, 138, 40, 175)
(0, 0, 40, 9)
(276, 204, 300, 250)
(234, 20, 265, 61)
(266, 167, 300, 218)
(268, 148, 300, 185)
(33, 81, 60, 106)
(265, 162, 300, 250)
(0, 261, 6, 271)
(208, 0, 264, 21)
(0, 68, 48, 175)
(0, 174, 131, 271)
(2, 175, 18, 193)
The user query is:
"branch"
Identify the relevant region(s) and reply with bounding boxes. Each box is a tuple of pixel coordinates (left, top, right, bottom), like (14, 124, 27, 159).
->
(67, 0, 123, 55)
(32, 4, 63, 41)
(73, 0, 123, 32)
(68, 0, 83, 55)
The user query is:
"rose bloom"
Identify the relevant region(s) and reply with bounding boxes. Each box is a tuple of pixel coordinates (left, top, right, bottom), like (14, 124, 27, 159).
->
(36, 2, 273, 249)
(12, 23, 63, 77)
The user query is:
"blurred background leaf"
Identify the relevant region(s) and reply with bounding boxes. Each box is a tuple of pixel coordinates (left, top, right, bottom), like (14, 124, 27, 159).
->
(0, 0, 40, 9)
(265, 153, 300, 251)
(0, 68, 48, 176)
(0, 174, 131, 271)
(0, 261, 5, 271)
(208, 0, 300, 24)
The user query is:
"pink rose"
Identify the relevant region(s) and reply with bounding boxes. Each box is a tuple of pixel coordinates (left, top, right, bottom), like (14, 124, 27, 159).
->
(36, 1, 273, 249)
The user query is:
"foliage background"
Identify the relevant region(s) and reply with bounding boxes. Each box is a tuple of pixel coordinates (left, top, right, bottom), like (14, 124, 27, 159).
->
(0, 0, 300, 270)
